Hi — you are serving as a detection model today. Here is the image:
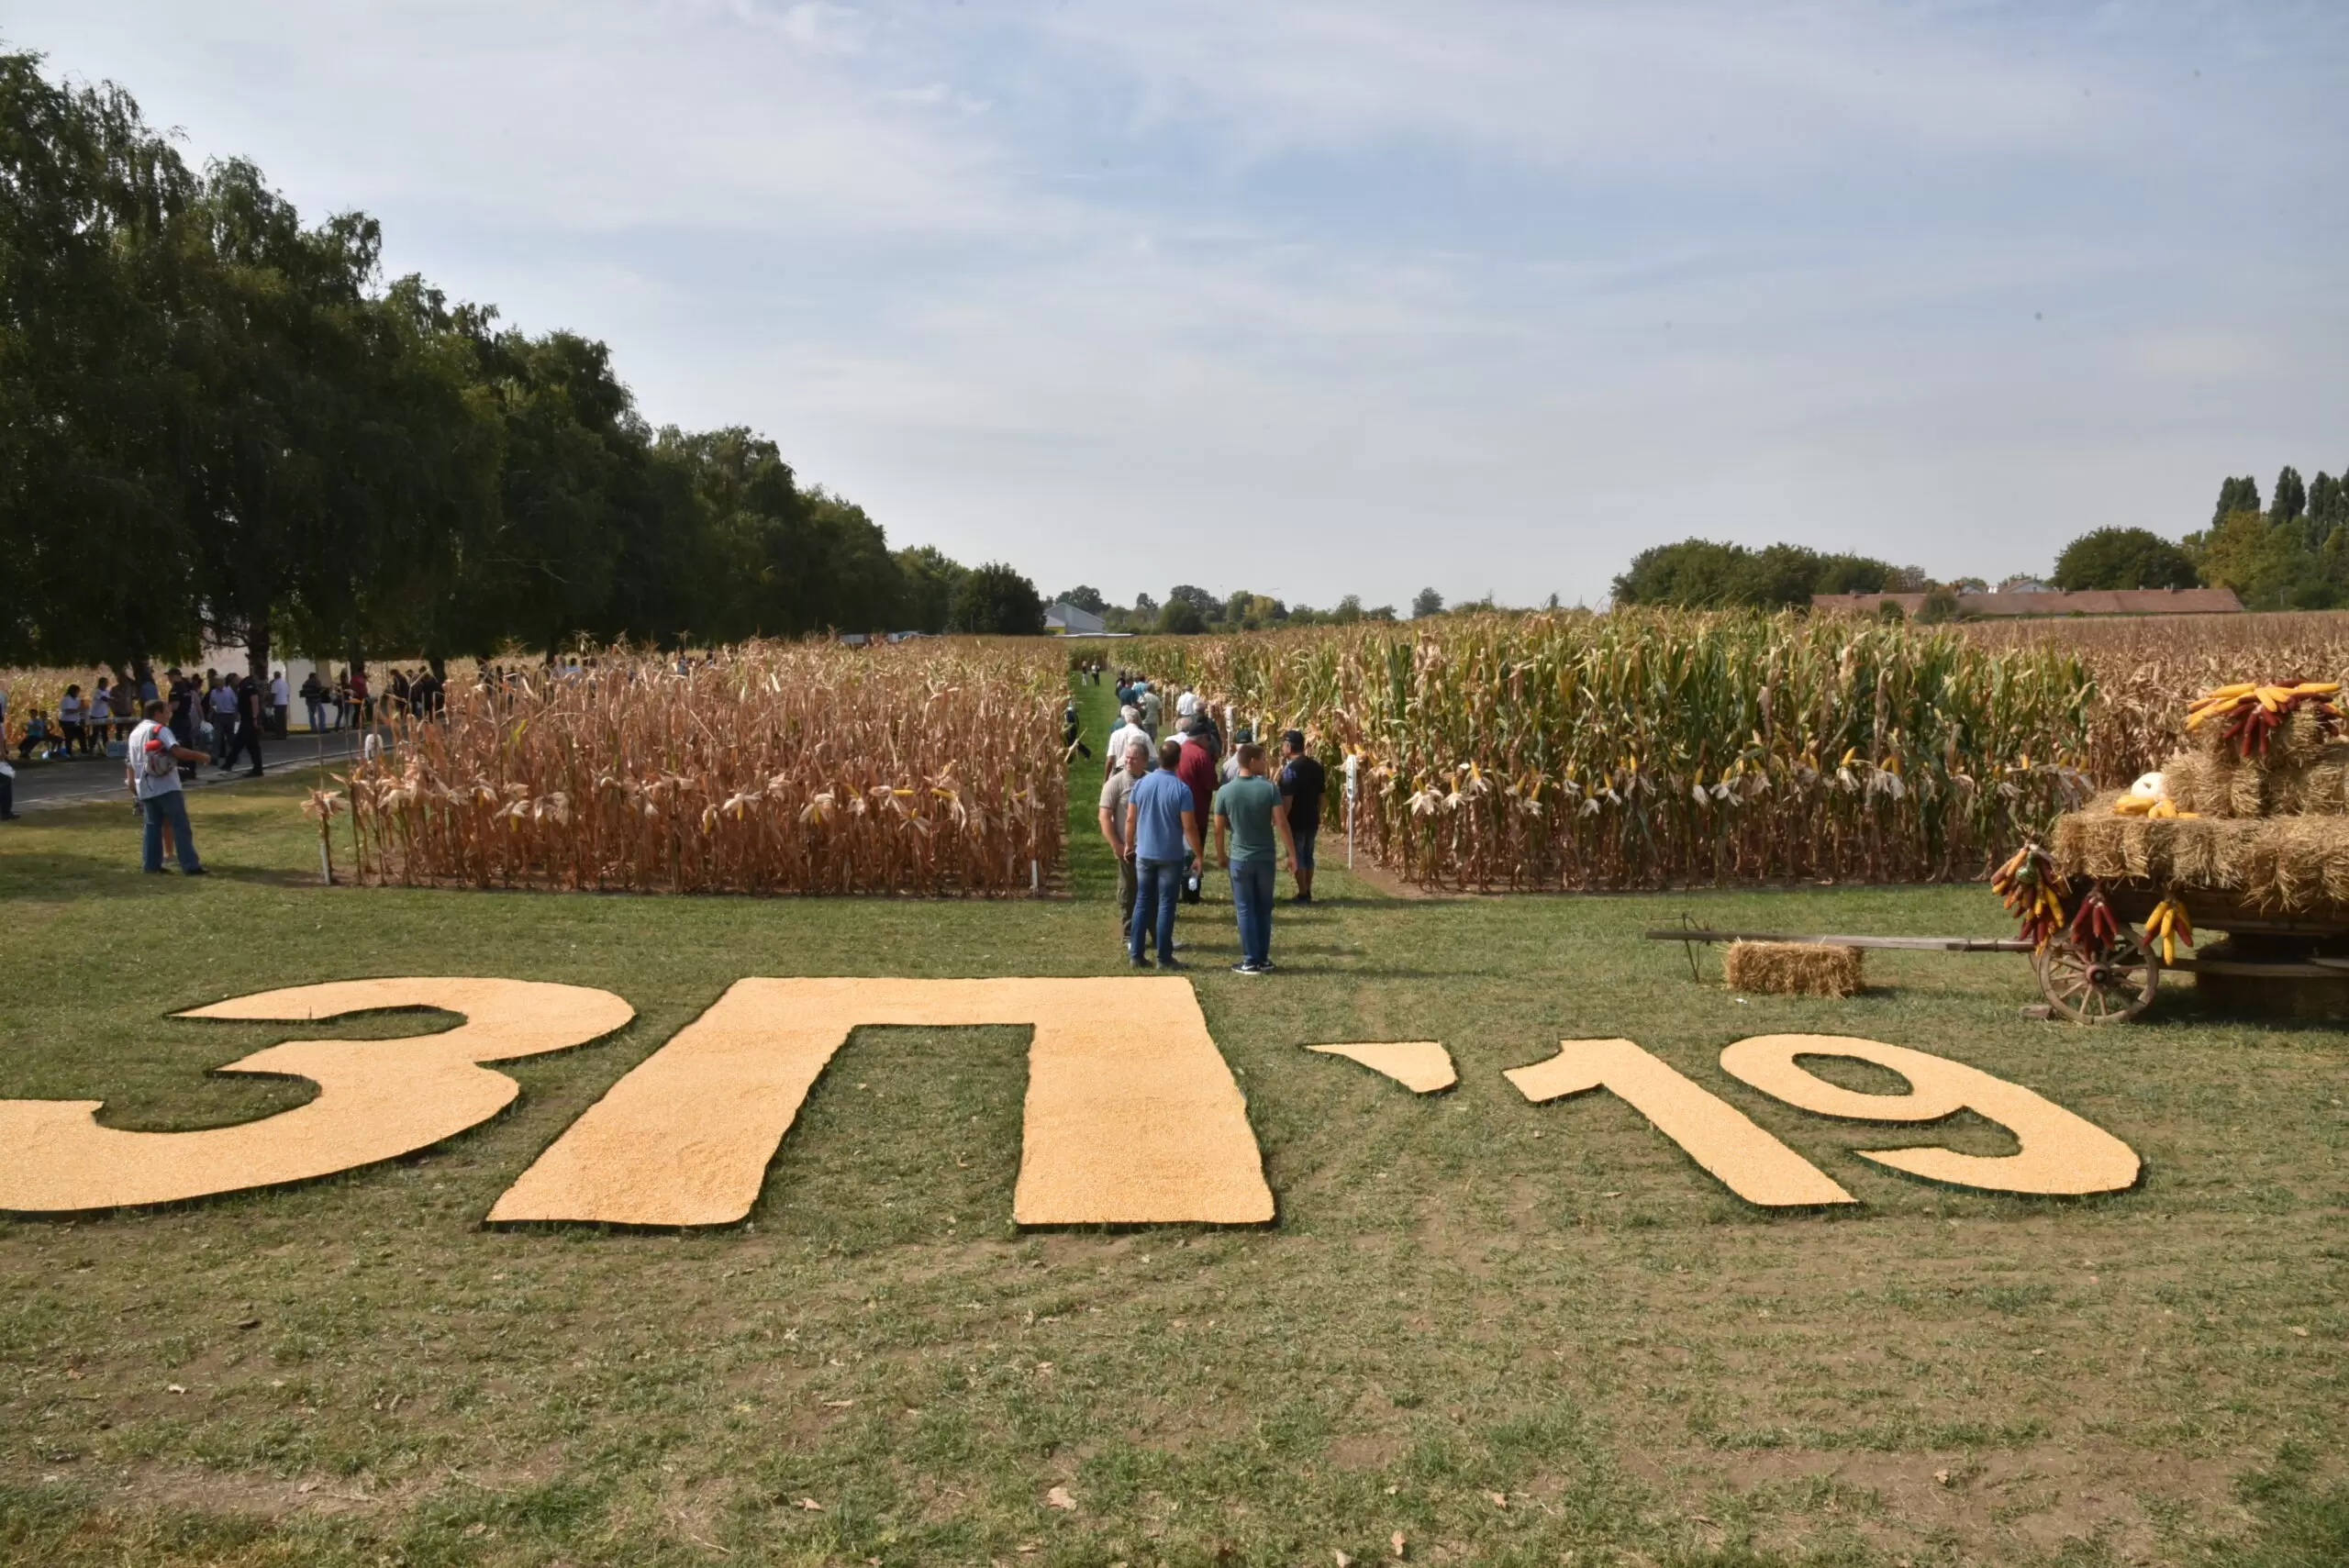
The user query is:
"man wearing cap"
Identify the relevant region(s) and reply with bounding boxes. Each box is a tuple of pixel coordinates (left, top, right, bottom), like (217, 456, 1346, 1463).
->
(1097, 736, 1151, 948)
(1219, 726, 1253, 784)
(1174, 716, 1219, 905)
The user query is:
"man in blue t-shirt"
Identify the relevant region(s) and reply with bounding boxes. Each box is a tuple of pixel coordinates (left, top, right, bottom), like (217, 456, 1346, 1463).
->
(1123, 738, 1201, 968)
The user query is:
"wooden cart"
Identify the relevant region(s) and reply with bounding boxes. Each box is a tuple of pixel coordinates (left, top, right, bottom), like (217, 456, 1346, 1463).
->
(2032, 884, 2349, 1024)
(1647, 891, 2349, 1026)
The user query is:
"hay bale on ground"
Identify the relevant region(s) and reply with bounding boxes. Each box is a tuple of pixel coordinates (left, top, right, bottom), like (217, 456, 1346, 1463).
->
(1724, 940, 1864, 997)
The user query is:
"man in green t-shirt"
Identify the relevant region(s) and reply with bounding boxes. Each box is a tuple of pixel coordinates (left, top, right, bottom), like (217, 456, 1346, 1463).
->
(1212, 742, 1297, 973)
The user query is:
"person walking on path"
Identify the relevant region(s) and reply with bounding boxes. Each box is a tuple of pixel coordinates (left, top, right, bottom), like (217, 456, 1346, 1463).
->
(1105, 706, 1152, 778)
(219, 673, 265, 777)
(1214, 741, 1297, 973)
(1063, 698, 1093, 762)
(269, 669, 291, 737)
(1098, 737, 1150, 948)
(1124, 738, 1200, 970)
(126, 700, 208, 875)
(1277, 728, 1326, 905)
(1135, 681, 1163, 739)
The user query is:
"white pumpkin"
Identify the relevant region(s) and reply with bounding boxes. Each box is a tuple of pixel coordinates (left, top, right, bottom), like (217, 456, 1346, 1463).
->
(2128, 771, 2168, 803)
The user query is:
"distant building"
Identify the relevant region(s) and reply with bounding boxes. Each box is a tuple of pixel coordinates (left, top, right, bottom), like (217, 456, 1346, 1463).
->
(1812, 586, 2244, 618)
(1997, 575, 2054, 595)
(1044, 600, 1108, 635)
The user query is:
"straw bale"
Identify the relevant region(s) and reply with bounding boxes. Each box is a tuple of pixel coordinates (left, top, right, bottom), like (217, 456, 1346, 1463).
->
(2160, 751, 2228, 817)
(2165, 816, 2236, 889)
(2273, 709, 2337, 766)
(2228, 761, 2268, 817)
(1723, 940, 1864, 998)
(2052, 808, 2098, 868)
(2307, 751, 2349, 813)
(2262, 762, 2310, 816)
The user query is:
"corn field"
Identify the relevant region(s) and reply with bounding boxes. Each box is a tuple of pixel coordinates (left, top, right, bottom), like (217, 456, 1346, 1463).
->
(1965, 612, 2349, 784)
(344, 640, 1067, 895)
(1130, 612, 2099, 891)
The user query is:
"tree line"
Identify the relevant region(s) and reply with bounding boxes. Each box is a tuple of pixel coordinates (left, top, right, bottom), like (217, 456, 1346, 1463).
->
(0, 51, 1045, 683)
(1046, 584, 1416, 635)
(1610, 462, 2349, 614)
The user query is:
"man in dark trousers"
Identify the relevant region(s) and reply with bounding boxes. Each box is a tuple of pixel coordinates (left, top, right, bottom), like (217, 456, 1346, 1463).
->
(1278, 728, 1326, 904)
(1174, 716, 1219, 905)
(220, 673, 266, 777)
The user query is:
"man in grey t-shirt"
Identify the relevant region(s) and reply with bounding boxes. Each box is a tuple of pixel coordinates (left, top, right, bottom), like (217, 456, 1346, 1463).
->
(125, 700, 210, 874)
(1097, 736, 1150, 945)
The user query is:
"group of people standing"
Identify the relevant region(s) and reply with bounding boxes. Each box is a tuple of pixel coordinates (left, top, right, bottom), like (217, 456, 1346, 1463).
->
(1095, 672, 1326, 975)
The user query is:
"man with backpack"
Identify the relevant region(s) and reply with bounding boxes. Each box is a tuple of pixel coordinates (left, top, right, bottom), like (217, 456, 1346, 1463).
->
(126, 700, 209, 874)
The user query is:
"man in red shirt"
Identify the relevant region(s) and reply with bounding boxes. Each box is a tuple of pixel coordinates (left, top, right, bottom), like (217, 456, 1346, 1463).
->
(1174, 717, 1219, 906)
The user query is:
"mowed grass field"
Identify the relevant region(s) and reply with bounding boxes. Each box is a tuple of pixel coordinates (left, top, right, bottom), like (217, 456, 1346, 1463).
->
(1, 678, 2343, 1568)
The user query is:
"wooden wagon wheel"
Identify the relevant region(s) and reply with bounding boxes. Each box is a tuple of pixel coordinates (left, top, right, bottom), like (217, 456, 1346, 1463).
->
(2035, 928, 2158, 1023)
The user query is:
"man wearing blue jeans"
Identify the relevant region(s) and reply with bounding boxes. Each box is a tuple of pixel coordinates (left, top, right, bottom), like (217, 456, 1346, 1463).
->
(125, 700, 209, 875)
(1213, 741, 1297, 974)
(1124, 738, 1200, 970)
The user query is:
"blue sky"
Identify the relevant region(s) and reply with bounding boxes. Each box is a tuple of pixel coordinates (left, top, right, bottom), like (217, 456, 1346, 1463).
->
(10, 1, 2345, 609)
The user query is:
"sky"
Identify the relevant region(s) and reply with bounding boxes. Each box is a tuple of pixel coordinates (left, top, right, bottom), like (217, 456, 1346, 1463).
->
(9, 1, 2346, 611)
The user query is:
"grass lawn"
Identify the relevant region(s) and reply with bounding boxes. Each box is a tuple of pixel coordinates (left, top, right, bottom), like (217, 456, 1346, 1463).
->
(2, 677, 2343, 1567)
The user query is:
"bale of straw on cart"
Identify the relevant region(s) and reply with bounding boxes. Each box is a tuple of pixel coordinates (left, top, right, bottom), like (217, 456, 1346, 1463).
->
(1722, 940, 1864, 997)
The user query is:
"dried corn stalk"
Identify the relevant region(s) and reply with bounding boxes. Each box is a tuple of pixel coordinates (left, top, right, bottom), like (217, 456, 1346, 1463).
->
(344, 640, 1066, 896)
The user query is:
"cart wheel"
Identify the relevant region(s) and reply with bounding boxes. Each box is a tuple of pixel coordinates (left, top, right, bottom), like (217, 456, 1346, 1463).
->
(2035, 929, 2158, 1023)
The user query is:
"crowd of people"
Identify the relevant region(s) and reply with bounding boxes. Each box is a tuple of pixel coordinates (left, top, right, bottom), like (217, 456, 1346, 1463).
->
(0, 660, 457, 851)
(1093, 669, 1327, 975)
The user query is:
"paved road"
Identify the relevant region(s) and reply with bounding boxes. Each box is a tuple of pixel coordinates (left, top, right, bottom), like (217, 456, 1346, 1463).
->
(6, 729, 372, 815)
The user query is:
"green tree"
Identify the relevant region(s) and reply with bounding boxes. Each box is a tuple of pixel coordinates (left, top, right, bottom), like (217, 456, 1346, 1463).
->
(1155, 599, 1208, 635)
(1610, 539, 1750, 607)
(1167, 584, 1222, 622)
(1331, 595, 1364, 625)
(0, 52, 203, 667)
(2310, 472, 2346, 524)
(1050, 585, 1107, 615)
(1611, 539, 1899, 610)
(2194, 509, 2297, 606)
(2272, 466, 2307, 524)
(2212, 475, 2262, 526)
(2050, 528, 2199, 591)
(947, 562, 1045, 635)
(1411, 586, 1444, 618)
(895, 546, 968, 634)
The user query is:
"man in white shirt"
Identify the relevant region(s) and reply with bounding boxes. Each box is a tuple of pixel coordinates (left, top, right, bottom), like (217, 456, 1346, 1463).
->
(1104, 706, 1152, 778)
(269, 670, 291, 738)
(125, 700, 209, 874)
(207, 677, 239, 768)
